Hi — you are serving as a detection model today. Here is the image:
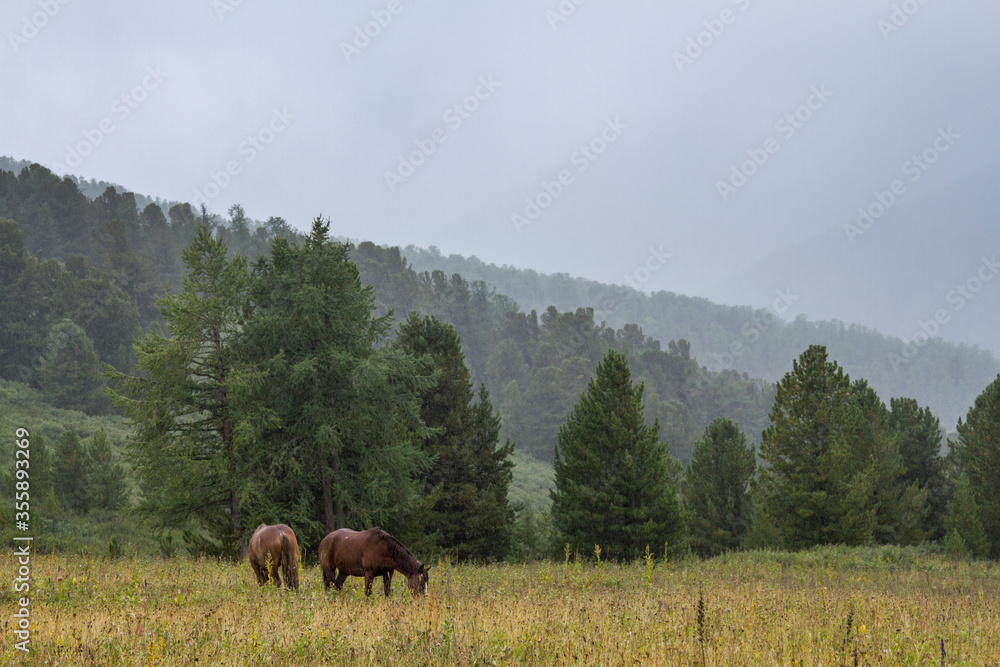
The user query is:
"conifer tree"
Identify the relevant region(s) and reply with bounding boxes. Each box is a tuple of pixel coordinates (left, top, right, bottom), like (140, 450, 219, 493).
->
(395, 314, 514, 561)
(954, 373, 1000, 558)
(682, 417, 755, 556)
(111, 225, 267, 558)
(38, 319, 110, 414)
(755, 345, 875, 549)
(551, 349, 684, 561)
(943, 474, 991, 559)
(243, 219, 433, 544)
(889, 397, 946, 538)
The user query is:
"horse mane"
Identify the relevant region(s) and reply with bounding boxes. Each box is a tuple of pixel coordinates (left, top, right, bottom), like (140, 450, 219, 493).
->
(370, 527, 420, 575)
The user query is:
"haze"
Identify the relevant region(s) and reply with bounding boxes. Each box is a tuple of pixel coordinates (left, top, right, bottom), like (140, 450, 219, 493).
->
(2, 0, 997, 354)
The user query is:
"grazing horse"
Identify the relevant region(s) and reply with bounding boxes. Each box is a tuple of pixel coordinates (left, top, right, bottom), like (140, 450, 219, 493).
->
(248, 523, 300, 591)
(318, 527, 431, 597)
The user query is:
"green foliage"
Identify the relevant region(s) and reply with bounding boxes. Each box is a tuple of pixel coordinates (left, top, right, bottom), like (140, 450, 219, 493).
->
(954, 373, 1000, 558)
(942, 474, 991, 559)
(403, 245, 1000, 434)
(39, 319, 110, 414)
(682, 417, 755, 556)
(551, 349, 685, 561)
(111, 225, 266, 559)
(889, 397, 947, 539)
(395, 314, 515, 561)
(244, 218, 434, 548)
(755, 345, 875, 549)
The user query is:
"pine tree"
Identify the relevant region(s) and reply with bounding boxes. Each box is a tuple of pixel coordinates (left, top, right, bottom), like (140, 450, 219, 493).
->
(682, 417, 755, 556)
(889, 397, 946, 539)
(847, 380, 912, 545)
(755, 345, 875, 549)
(954, 373, 1000, 558)
(551, 349, 684, 561)
(942, 474, 991, 559)
(52, 430, 94, 513)
(395, 314, 514, 561)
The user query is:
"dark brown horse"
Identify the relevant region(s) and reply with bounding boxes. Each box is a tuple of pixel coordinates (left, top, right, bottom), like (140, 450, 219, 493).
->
(248, 523, 300, 590)
(318, 527, 430, 597)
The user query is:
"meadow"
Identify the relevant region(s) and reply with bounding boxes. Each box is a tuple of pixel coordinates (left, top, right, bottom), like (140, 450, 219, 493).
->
(2, 546, 999, 666)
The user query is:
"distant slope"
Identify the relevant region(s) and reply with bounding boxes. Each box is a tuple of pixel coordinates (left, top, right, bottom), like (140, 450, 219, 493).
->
(402, 245, 1000, 431)
(706, 162, 1000, 356)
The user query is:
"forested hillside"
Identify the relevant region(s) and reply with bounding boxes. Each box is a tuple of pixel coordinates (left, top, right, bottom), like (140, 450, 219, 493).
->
(0, 162, 774, 467)
(401, 245, 999, 431)
(2, 160, 998, 562)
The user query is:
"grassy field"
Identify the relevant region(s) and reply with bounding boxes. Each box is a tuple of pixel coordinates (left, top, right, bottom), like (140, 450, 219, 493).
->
(2, 546, 999, 665)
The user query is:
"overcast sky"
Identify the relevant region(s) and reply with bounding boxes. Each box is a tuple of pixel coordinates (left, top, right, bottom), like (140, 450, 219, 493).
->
(3, 1, 998, 352)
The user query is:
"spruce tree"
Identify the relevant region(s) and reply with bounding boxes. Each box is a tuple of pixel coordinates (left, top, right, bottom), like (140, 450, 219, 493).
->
(395, 314, 514, 561)
(954, 373, 1000, 558)
(682, 417, 755, 556)
(889, 397, 946, 539)
(943, 474, 991, 559)
(755, 345, 875, 549)
(551, 349, 684, 561)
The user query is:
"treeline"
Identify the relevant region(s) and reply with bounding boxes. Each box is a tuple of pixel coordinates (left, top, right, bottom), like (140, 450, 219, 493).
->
(401, 245, 1000, 431)
(0, 163, 299, 408)
(352, 242, 775, 465)
(550, 344, 1000, 562)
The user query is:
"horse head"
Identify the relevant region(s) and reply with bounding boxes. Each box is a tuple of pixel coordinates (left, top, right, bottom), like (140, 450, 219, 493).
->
(406, 563, 431, 596)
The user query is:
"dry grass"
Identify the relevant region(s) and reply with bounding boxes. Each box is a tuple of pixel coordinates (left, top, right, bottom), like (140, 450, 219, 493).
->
(2, 547, 999, 665)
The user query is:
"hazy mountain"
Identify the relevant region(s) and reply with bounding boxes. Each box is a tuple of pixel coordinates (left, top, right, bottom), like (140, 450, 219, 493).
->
(705, 160, 1000, 357)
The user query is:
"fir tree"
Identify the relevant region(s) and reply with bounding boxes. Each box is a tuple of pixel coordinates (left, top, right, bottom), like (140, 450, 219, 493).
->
(395, 314, 514, 561)
(551, 349, 684, 561)
(682, 417, 755, 556)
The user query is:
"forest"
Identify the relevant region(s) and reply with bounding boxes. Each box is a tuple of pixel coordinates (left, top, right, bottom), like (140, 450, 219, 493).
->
(1, 160, 998, 564)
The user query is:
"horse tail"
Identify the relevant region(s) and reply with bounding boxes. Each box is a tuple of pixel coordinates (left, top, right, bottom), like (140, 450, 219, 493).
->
(280, 533, 298, 591)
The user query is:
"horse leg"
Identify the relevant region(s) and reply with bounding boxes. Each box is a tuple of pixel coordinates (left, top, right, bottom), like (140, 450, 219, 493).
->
(270, 557, 282, 588)
(250, 560, 265, 586)
(333, 571, 348, 591)
(382, 571, 392, 597)
(322, 568, 333, 591)
(364, 572, 374, 596)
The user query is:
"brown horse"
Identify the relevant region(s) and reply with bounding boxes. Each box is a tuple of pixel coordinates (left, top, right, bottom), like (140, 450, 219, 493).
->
(248, 523, 300, 591)
(318, 527, 430, 597)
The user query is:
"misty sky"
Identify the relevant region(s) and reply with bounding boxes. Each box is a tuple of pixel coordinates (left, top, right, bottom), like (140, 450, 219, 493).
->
(3, 1, 998, 353)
